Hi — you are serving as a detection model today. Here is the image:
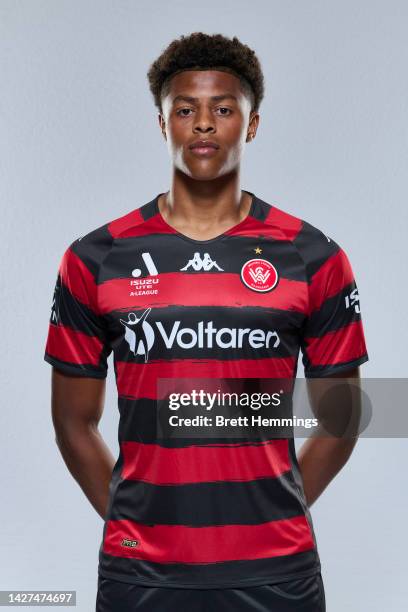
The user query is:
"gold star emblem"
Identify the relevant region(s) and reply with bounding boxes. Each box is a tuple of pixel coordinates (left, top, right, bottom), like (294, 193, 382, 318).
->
(254, 247, 262, 254)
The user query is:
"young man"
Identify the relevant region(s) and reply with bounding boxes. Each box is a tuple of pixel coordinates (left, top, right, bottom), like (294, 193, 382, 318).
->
(44, 32, 369, 611)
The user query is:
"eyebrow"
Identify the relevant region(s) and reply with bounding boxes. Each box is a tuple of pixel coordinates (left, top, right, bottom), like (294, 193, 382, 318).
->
(172, 94, 238, 104)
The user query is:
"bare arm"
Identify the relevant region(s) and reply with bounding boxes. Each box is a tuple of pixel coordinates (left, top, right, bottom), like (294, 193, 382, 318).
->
(297, 366, 362, 507)
(51, 367, 115, 519)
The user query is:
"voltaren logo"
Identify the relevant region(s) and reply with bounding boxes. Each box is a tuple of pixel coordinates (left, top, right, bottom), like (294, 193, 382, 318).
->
(120, 308, 154, 363)
(120, 308, 280, 362)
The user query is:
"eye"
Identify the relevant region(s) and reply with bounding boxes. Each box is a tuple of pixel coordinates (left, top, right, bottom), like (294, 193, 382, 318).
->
(176, 108, 194, 117)
(216, 107, 232, 115)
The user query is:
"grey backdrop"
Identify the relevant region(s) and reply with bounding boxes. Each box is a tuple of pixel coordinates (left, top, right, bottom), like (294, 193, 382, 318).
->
(1, 1, 407, 610)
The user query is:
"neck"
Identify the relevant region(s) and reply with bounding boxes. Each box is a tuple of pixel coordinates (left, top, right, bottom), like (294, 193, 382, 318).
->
(158, 169, 252, 230)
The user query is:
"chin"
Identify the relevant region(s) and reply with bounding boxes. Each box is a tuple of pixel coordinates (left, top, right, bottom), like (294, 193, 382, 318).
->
(180, 161, 236, 182)
(177, 165, 223, 182)
(189, 171, 223, 181)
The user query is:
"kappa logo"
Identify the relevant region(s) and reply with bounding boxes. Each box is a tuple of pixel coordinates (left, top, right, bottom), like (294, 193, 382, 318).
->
(181, 252, 223, 272)
(120, 308, 280, 362)
(241, 258, 279, 293)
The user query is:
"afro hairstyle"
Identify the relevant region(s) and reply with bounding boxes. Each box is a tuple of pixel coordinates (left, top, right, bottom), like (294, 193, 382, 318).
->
(147, 32, 265, 113)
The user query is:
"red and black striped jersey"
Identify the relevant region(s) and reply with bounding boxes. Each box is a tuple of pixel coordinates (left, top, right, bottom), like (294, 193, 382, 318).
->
(44, 190, 369, 589)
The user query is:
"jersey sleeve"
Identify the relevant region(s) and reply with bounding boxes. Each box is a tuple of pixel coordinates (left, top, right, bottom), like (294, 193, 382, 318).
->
(43, 238, 112, 378)
(299, 231, 369, 377)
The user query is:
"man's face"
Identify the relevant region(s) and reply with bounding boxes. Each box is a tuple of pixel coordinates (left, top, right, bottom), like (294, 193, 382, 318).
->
(159, 70, 259, 180)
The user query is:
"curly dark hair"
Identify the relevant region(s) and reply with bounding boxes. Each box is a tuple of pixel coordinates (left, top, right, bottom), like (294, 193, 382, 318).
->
(147, 32, 265, 113)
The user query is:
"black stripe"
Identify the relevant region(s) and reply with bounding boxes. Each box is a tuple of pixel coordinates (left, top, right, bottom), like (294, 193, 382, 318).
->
(70, 223, 114, 282)
(43, 353, 107, 378)
(110, 304, 303, 363)
(138, 195, 160, 221)
(54, 273, 109, 342)
(304, 281, 362, 337)
(109, 470, 305, 526)
(293, 220, 340, 279)
(99, 233, 307, 283)
(249, 193, 274, 222)
(304, 354, 369, 378)
(98, 549, 320, 588)
(118, 396, 290, 446)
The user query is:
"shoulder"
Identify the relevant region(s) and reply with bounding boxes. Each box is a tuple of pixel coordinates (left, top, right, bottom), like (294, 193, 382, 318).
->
(257, 195, 343, 277)
(64, 195, 158, 275)
(291, 217, 342, 278)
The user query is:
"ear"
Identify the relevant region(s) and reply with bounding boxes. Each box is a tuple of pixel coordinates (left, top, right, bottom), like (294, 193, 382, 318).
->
(158, 113, 167, 141)
(246, 111, 260, 142)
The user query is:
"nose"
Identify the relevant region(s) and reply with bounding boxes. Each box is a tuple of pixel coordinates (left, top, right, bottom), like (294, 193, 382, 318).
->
(192, 107, 216, 134)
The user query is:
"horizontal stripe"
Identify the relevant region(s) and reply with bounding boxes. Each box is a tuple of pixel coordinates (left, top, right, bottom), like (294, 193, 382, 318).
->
(113, 305, 303, 364)
(109, 471, 304, 526)
(116, 357, 296, 399)
(105, 193, 304, 245)
(221, 216, 299, 240)
(121, 438, 290, 484)
(103, 515, 315, 563)
(108, 207, 145, 239)
(303, 320, 368, 366)
(97, 233, 306, 283)
(293, 220, 340, 278)
(45, 322, 105, 367)
(306, 281, 362, 337)
(55, 276, 108, 339)
(43, 353, 107, 378)
(98, 273, 308, 315)
(308, 249, 355, 313)
(304, 353, 369, 378)
(117, 397, 293, 445)
(98, 547, 320, 588)
(59, 247, 98, 311)
(264, 206, 303, 241)
(69, 224, 114, 280)
(112, 212, 178, 239)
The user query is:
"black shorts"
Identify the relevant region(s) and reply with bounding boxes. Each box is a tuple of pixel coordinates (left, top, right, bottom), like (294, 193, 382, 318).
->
(95, 572, 326, 611)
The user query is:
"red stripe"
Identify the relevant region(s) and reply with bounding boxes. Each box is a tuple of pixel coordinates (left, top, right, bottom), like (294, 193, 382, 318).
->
(110, 212, 178, 239)
(107, 209, 304, 242)
(121, 439, 290, 484)
(98, 273, 308, 315)
(45, 323, 104, 366)
(108, 207, 145, 239)
(264, 207, 303, 241)
(304, 320, 368, 366)
(309, 249, 354, 313)
(59, 247, 98, 311)
(103, 516, 315, 563)
(222, 215, 297, 240)
(116, 357, 296, 399)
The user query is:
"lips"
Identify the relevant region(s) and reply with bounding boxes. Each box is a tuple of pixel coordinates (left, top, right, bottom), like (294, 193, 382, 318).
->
(189, 140, 219, 150)
(188, 140, 220, 157)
